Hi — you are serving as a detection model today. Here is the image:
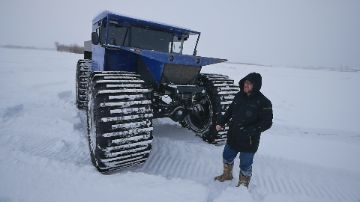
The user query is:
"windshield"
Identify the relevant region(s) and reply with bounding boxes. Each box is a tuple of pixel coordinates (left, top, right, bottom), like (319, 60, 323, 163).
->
(130, 27, 172, 52)
(106, 22, 198, 54)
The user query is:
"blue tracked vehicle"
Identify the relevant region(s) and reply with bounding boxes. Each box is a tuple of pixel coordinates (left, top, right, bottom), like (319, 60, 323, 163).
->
(76, 11, 239, 173)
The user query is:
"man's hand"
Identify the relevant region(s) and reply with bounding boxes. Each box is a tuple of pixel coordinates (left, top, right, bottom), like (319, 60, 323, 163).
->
(216, 125, 224, 131)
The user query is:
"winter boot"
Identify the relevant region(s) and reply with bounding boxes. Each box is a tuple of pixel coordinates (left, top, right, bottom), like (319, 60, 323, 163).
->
(236, 172, 251, 188)
(214, 163, 233, 182)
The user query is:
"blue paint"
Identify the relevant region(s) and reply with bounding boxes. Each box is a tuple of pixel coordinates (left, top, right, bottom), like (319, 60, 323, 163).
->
(93, 11, 200, 35)
(140, 56, 164, 84)
(104, 48, 137, 72)
(90, 11, 227, 86)
(126, 47, 226, 67)
(91, 44, 105, 71)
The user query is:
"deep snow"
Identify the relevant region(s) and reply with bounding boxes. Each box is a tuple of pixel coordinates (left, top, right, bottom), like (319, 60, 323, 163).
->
(0, 47, 359, 202)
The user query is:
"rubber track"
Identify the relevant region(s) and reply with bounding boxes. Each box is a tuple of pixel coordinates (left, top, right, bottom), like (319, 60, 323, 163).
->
(87, 71, 153, 173)
(76, 59, 91, 109)
(201, 74, 239, 144)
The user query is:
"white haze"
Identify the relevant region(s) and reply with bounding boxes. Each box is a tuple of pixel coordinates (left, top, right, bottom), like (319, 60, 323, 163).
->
(0, 0, 359, 67)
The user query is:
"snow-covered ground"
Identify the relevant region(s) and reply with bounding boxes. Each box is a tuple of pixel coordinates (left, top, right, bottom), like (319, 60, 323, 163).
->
(0, 47, 359, 202)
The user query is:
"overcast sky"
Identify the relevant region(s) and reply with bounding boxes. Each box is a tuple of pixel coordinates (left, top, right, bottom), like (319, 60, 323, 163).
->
(0, 0, 359, 67)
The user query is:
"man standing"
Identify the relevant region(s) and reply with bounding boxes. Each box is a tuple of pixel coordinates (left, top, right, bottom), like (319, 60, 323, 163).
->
(214, 72, 273, 188)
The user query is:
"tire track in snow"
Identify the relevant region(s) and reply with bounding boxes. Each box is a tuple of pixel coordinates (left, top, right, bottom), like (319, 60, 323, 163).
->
(1, 104, 24, 122)
(162, 153, 173, 177)
(266, 173, 278, 193)
(0, 101, 90, 168)
(288, 178, 300, 195)
(308, 178, 325, 199)
(277, 177, 290, 195)
(136, 122, 360, 202)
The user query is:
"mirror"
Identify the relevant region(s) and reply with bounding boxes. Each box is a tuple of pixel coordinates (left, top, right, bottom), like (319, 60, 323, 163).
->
(91, 32, 99, 45)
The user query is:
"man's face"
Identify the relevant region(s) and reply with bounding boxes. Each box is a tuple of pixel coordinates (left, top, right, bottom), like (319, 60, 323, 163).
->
(244, 80, 254, 94)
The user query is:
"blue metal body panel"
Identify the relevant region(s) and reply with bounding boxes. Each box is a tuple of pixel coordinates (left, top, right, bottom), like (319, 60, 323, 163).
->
(141, 56, 165, 84)
(93, 11, 200, 35)
(90, 11, 227, 86)
(120, 46, 225, 67)
(91, 44, 105, 71)
(104, 48, 137, 72)
(103, 46, 226, 85)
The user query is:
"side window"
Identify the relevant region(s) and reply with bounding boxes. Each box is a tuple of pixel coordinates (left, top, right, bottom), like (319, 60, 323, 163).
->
(108, 25, 128, 46)
(172, 35, 184, 54)
(96, 28, 100, 42)
(99, 23, 106, 44)
(95, 26, 106, 45)
(130, 27, 172, 52)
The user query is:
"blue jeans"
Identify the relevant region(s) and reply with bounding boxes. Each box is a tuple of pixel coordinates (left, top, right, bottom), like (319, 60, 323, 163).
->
(223, 144, 255, 177)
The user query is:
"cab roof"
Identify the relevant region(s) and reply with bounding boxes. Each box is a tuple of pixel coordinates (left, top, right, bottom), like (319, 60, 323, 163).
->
(93, 11, 200, 36)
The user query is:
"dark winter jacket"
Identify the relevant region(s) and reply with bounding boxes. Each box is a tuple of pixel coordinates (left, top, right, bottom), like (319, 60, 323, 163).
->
(218, 73, 273, 153)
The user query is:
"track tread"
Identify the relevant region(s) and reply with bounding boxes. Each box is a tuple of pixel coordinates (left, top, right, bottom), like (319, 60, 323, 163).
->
(87, 71, 153, 173)
(182, 73, 239, 144)
(76, 59, 92, 109)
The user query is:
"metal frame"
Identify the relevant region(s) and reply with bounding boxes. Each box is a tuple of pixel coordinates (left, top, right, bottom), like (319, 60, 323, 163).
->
(89, 11, 227, 86)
